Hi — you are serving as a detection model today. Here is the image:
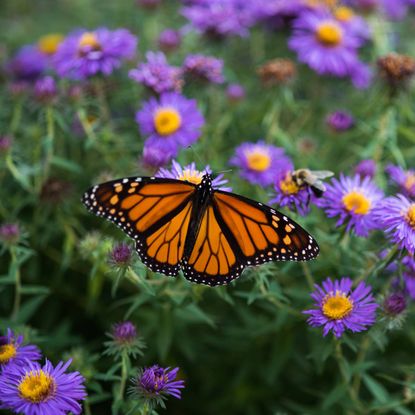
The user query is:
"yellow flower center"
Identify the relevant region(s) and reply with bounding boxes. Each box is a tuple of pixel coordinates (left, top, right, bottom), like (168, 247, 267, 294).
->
(342, 191, 371, 215)
(322, 292, 353, 320)
(0, 343, 17, 364)
(18, 370, 55, 403)
(406, 204, 415, 228)
(78, 32, 101, 50)
(279, 172, 300, 195)
(178, 169, 203, 185)
(315, 22, 343, 46)
(335, 6, 354, 22)
(246, 151, 271, 172)
(405, 173, 415, 191)
(37, 34, 64, 55)
(154, 108, 182, 136)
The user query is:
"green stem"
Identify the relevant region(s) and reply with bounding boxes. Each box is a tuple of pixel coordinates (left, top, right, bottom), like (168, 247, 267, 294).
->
(11, 247, 22, 321)
(42, 105, 55, 187)
(351, 335, 371, 400)
(10, 98, 23, 134)
(141, 402, 150, 415)
(301, 262, 315, 291)
(95, 78, 111, 122)
(84, 399, 92, 415)
(118, 352, 129, 403)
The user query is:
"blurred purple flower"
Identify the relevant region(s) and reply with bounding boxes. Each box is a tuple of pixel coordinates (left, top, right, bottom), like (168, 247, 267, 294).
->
(354, 159, 376, 179)
(34, 76, 58, 103)
(230, 141, 290, 187)
(334, 6, 371, 46)
(0, 136, 12, 153)
(315, 174, 383, 237)
(158, 29, 182, 52)
(326, 110, 355, 132)
(109, 242, 133, 267)
(54, 28, 137, 79)
(136, 92, 204, 157)
(374, 194, 415, 255)
(142, 144, 174, 169)
(7, 45, 47, 81)
(0, 359, 86, 415)
(386, 165, 415, 199)
(181, 0, 255, 38)
(383, 292, 406, 315)
(289, 9, 370, 88)
(157, 160, 231, 191)
(304, 277, 378, 338)
(129, 51, 182, 94)
(0, 223, 20, 245)
(226, 83, 245, 103)
(183, 54, 224, 84)
(0, 329, 41, 371)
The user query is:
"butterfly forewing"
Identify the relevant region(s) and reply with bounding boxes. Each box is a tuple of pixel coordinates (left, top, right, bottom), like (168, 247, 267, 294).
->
(82, 177, 196, 276)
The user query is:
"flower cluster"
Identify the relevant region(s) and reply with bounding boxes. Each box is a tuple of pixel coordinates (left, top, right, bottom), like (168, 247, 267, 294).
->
(0, 329, 86, 415)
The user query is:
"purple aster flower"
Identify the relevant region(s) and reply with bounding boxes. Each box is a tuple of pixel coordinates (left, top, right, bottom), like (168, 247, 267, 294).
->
(288, 9, 369, 88)
(0, 223, 20, 245)
(354, 159, 376, 179)
(34, 76, 58, 104)
(141, 144, 174, 169)
(109, 242, 133, 267)
(129, 51, 182, 94)
(0, 329, 41, 371)
(315, 174, 383, 237)
(7, 45, 47, 81)
(111, 321, 137, 344)
(54, 28, 137, 79)
(386, 165, 415, 199)
(136, 92, 204, 157)
(374, 194, 415, 254)
(326, 110, 355, 132)
(381, 0, 413, 20)
(252, 0, 306, 27)
(183, 54, 224, 84)
(132, 365, 185, 405)
(334, 6, 371, 46)
(303, 277, 378, 338)
(157, 160, 231, 191)
(0, 359, 86, 415)
(226, 83, 245, 103)
(269, 160, 312, 216)
(230, 141, 290, 187)
(158, 29, 182, 52)
(181, 0, 255, 38)
(403, 262, 415, 299)
(383, 292, 406, 315)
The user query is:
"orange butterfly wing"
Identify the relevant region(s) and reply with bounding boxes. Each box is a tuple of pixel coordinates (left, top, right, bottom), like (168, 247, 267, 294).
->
(181, 191, 319, 286)
(82, 177, 196, 276)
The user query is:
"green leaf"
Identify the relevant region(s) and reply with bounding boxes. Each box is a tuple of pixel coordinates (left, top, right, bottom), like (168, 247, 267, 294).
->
(362, 374, 389, 404)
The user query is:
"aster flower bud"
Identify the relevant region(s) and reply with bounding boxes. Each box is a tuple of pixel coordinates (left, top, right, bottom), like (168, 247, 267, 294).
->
(383, 292, 406, 316)
(34, 76, 58, 104)
(109, 242, 133, 268)
(257, 58, 296, 86)
(158, 29, 181, 53)
(104, 321, 145, 358)
(354, 159, 376, 179)
(130, 365, 185, 409)
(326, 110, 355, 132)
(226, 83, 245, 103)
(0, 135, 12, 154)
(0, 223, 20, 245)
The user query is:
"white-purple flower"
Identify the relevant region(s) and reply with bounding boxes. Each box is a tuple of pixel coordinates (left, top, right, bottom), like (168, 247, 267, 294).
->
(304, 277, 378, 338)
(157, 160, 231, 191)
(315, 174, 383, 237)
(54, 28, 137, 79)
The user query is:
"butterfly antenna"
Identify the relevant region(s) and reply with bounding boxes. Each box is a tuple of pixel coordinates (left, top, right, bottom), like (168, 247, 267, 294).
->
(187, 146, 206, 167)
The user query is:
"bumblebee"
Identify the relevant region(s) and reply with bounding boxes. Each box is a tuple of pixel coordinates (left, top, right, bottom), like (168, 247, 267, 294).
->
(291, 169, 334, 197)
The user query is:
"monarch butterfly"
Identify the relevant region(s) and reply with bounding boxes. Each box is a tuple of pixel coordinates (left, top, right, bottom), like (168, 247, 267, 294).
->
(82, 174, 319, 286)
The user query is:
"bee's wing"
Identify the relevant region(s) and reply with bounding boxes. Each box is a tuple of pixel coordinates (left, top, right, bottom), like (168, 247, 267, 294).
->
(310, 170, 334, 179)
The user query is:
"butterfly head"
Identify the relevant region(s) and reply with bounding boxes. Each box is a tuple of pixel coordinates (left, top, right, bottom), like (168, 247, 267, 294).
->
(200, 173, 213, 189)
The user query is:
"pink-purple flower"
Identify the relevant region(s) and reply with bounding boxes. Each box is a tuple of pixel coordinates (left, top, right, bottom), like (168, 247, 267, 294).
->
(136, 92, 204, 158)
(230, 141, 290, 187)
(0, 359, 86, 415)
(326, 110, 355, 132)
(182, 54, 224, 84)
(315, 174, 383, 237)
(157, 160, 231, 191)
(0, 329, 41, 371)
(7, 45, 48, 81)
(304, 277, 378, 338)
(129, 51, 182, 94)
(354, 159, 377, 179)
(373, 194, 415, 254)
(385, 164, 415, 199)
(289, 9, 371, 88)
(54, 28, 137, 79)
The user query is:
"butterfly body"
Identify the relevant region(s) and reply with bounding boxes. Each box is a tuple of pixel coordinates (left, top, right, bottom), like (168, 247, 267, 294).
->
(83, 174, 319, 286)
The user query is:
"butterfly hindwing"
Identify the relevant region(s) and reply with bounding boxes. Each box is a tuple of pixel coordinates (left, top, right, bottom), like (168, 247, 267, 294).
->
(181, 190, 319, 286)
(82, 177, 196, 276)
